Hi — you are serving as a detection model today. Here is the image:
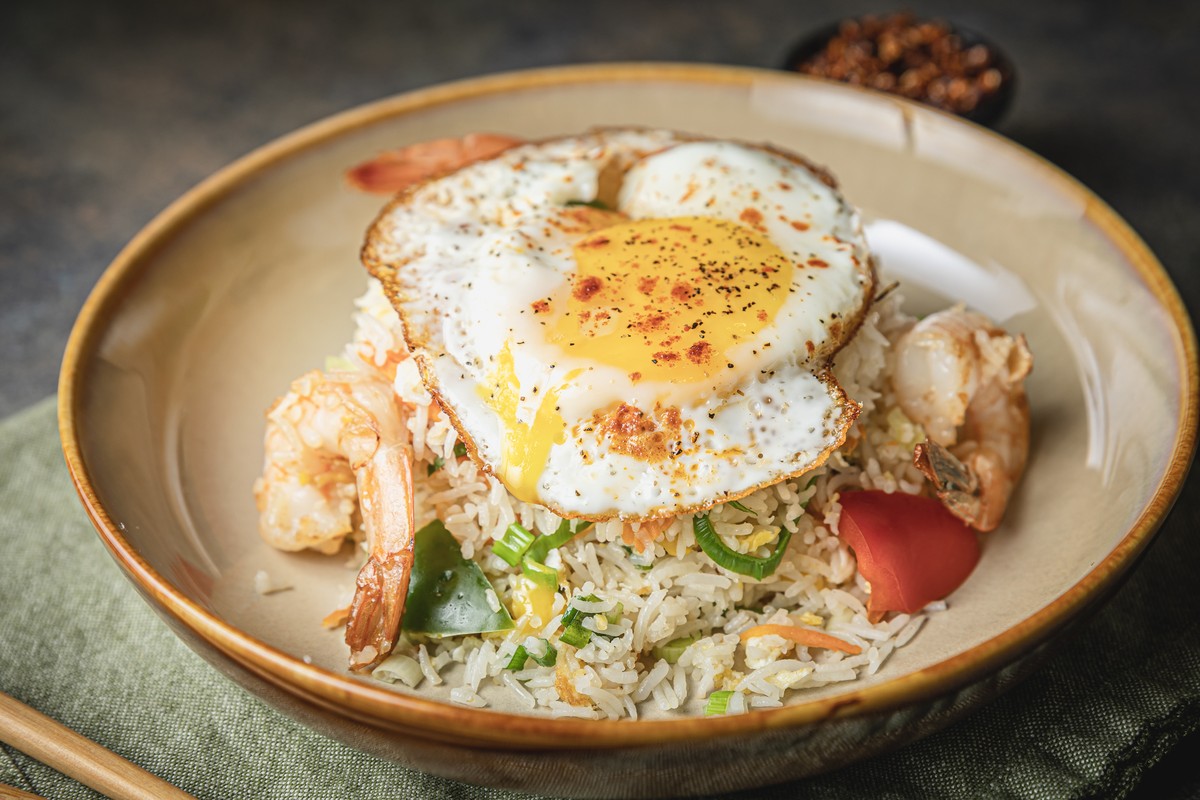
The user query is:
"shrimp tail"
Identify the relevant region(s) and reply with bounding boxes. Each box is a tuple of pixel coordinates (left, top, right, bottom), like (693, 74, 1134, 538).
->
(345, 442, 416, 672)
(346, 133, 525, 195)
(914, 439, 986, 530)
(914, 438, 1015, 533)
(345, 549, 412, 671)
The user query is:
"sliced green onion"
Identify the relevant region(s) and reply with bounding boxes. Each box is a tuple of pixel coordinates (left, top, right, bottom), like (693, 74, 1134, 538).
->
(705, 690, 734, 716)
(453, 441, 468, 458)
(693, 515, 793, 580)
(505, 645, 529, 670)
(492, 523, 536, 566)
(560, 618, 592, 648)
(560, 595, 624, 640)
(561, 593, 599, 628)
(521, 557, 560, 591)
(531, 641, 557, 667)
(622, 545, 654, 570)
(727, 500, 752, 513)
(525, 518, 585, 564)
(652, 633, 699, 665)
(519, 519, 592, 593)
(565, 198, 610, 210)
(426, 455, 445, 477)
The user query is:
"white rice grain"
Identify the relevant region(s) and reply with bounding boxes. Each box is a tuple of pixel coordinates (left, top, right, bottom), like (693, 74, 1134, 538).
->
(894, 615, 927, 648)
(501, 672, 536, 709)
(633, 659, 670, 703)
(417, 645, 443, 686)
(450, 687, 486, 707)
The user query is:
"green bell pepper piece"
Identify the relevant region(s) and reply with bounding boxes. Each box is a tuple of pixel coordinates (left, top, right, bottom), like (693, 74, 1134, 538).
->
(401, 520, 514, 637)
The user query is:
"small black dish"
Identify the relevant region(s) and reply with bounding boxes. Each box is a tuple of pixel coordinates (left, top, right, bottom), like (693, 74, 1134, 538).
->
(781, 14, 1017, 127)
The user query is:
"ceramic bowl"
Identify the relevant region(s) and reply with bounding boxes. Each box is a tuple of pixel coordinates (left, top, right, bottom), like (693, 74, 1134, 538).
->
(59, 63, 1196, 798)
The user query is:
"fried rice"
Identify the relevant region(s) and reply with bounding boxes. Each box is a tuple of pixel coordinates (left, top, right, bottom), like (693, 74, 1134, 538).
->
(337, 277, 936, 719)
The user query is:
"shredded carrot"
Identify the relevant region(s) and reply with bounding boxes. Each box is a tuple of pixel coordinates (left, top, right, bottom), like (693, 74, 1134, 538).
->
(321, 606, 350, 630)
(738, 624, 862, 655)
(621, 518, 671, 554)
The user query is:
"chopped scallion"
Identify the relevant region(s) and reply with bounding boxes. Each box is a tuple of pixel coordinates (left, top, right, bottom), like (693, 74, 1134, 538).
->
(704, 690, 734, 716)
(727, 500, 752, 513)
(621, 545, 654, 570)
(518, 519, 592, 597)
(652, 633, 699, 665)
(531, 641, 557, 667)
(561, 593, 599, 628)
(492, 523, 536, 566)
(525, 518, 586, 564)
(505, 645, 529, 670)
(521, 557, 559, 591)
(453, 441, 468, 458)
(560, 618, 592, 648)
(560, 606, 581, 628)
(693, 515, 793, 580)
(559, 594, 623, 641)
(426, 455, 445, 476)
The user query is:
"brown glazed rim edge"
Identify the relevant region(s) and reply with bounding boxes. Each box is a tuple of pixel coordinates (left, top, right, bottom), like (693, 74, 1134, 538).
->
(58, 62, 1199, 750)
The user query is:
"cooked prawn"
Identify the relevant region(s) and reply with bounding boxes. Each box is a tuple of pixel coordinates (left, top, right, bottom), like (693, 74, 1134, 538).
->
(890, 306, 1033, 532)
(346, 133, 525, 195)
(254, 369, 415, 671)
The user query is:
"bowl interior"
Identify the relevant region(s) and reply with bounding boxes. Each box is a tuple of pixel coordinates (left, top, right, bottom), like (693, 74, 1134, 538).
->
(69, 67, 1189, 724)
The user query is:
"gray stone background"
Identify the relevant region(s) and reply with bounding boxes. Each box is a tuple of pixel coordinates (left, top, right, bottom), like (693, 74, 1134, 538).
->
(3, 0, 1198, 796)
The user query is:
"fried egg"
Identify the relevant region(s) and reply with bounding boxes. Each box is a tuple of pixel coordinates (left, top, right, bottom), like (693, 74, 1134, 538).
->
(364, 129, 875, 520)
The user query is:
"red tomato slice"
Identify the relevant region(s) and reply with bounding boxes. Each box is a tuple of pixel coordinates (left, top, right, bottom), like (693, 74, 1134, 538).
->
(838, 490, 981, 621)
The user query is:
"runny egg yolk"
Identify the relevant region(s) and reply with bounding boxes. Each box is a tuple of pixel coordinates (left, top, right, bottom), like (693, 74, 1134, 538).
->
(551, 215, 794, 384)
(479, 341, 576, 504)
(483, 214, 795, 506)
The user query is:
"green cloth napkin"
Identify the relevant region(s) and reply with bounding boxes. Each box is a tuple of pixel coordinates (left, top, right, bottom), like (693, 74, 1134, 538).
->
(2, 396, 1198, 800)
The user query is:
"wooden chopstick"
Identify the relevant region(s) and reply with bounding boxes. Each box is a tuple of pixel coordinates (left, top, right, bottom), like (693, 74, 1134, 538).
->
(0, 692, 195, 800)
(0, 782, 45, 799)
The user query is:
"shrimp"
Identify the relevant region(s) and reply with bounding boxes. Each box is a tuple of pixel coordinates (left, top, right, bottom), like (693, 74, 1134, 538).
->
(890, 306, 1033, 532)
(346, 133, 525, 195)
(254, 369, 415, 671)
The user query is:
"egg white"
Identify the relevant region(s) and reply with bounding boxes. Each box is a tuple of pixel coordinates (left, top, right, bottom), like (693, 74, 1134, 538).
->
(364, 129, 874, 519)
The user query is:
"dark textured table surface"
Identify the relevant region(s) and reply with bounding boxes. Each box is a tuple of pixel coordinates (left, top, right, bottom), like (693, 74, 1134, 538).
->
(4, 0, 1198, 797)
